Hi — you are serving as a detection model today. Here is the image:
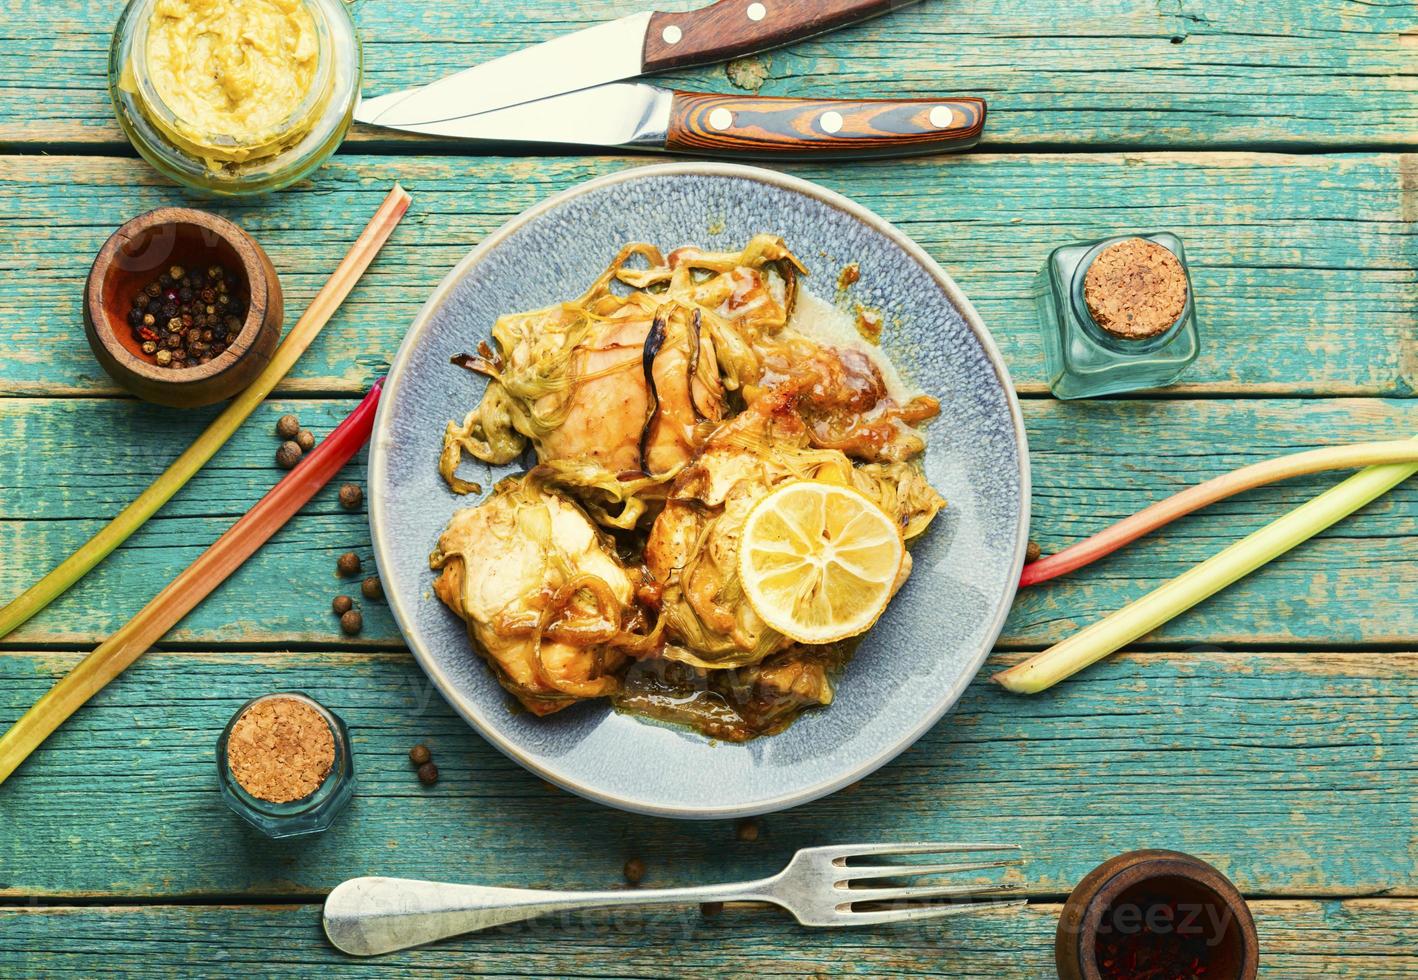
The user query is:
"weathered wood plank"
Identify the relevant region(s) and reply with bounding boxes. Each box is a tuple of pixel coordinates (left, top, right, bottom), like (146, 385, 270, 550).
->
(1, 397, 1411, 649)
(1, 899, 1415, 978)
(4, 0, 1416, 149)
(0, 152, 1414, 398)
(0, 648, 1412, 899)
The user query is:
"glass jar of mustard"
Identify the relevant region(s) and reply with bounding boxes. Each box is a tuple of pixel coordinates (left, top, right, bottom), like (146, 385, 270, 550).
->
(109, 0, 361, 195)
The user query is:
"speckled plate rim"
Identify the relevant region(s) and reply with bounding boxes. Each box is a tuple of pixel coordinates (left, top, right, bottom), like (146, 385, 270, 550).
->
(368, 162, 1030, 819)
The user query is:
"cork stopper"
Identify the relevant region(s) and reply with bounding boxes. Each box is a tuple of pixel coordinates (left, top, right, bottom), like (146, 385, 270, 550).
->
(226, 696, 335, 803)
(1082, 238, 1188, 340)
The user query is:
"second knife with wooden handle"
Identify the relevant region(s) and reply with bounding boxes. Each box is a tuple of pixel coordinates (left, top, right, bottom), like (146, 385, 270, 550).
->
(363, 82, 986, 160)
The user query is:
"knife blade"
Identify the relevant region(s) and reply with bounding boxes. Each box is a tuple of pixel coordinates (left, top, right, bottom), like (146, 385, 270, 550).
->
(357, 0, 925, 129)
(365, 82, 986, 160)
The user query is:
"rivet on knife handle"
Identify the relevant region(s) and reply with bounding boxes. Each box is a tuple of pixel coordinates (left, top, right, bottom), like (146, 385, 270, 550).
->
(665, 94, 986, 159)
(644, 0, 914, 73)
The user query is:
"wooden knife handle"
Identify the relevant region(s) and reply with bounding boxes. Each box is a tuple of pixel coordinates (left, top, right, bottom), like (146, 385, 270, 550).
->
(644, 0, 917, 73)
(665, 93, 986, 159)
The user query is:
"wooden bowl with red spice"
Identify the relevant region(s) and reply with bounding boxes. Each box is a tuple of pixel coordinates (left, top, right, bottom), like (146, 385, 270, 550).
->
(84, 207, 283, 408)
(1056, 849, 1259, 980)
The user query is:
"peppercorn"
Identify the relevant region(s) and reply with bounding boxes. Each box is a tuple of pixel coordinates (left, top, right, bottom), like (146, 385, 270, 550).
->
(338, 483, 363, 510)
(332, 595, 353, 616)
(336, 552, 361, 577)
(340, 608, 363, 635)
(275, 414, 301, 439)
(700, 902, 724, 917)
(1026, 540, 1042, 563)
(295, 429, 316, 452)
(623, 858, 646, 885)
(141, 340, 158, 355)
(417, 761, 439, 786)
(736, 818, 760, 842)
(127, 262, 247, 370)
(155, 349, 173, 366)
(276, 441, 302, 469)
(409, 744, 432, 766)
(361, 576, 383, 601)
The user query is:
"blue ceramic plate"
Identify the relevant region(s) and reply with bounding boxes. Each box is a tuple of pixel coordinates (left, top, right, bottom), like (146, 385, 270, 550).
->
(369, 163, 1028, 819)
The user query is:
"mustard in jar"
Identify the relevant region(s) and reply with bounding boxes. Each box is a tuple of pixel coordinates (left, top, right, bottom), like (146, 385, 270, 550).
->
(143, 0, 320, 159)
(109, 0, 360, 194)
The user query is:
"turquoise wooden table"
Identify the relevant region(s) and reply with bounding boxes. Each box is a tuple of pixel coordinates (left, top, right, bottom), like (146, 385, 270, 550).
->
(1, 0, 1415, 975)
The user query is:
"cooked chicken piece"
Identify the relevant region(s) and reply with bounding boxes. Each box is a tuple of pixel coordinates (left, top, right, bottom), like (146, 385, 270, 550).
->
(537, 309, 653, 473)
(430, 478, 638, 715)
(754, 337, 941, 463)
(644, 391, 944, 671)
(442, 236, 807, 503)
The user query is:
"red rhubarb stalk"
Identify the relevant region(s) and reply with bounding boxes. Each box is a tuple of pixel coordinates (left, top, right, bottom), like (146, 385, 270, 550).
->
(0, 380, 384, 786)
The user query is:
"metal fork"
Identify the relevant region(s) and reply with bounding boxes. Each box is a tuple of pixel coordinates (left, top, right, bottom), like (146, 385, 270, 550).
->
(323, 843, 1025, 956)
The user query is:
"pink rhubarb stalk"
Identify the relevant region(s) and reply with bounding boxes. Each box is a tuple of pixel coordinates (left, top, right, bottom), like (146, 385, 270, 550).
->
(1020, 440, 1418, 587)
(0, 380, 384, 786)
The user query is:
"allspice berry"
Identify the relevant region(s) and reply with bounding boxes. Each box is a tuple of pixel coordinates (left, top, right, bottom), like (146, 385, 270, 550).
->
(275, 414, 301, 439)
(623, 857, 646, 885)
(409, 743, 432, 766)
(332, 595, 353, 616)
(700, 901, 724, 917)
(336, 552, 361, 577)
(1026, 540, 1042, 563)
(295, 429, 316, 452)
(736, 818, 760, 842)
(338, 483, 364, 510)
(361, 576, 383, 601)
(417, 761, 439, 786)
(276, 441, 302, 469)
(339, 609, 363, 636)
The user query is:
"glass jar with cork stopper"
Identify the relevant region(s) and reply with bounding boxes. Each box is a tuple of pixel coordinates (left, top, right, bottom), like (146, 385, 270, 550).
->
(217, 692, 354, 838)
(1035, 233, 1200, 399)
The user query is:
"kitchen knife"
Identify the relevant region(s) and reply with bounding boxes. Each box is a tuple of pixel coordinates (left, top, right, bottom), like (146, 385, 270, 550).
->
(360, 82, 985, 159)
(356, 0, 926, 128)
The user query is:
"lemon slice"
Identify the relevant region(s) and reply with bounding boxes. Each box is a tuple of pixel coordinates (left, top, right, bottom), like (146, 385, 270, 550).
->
(739, 481, 905, 645)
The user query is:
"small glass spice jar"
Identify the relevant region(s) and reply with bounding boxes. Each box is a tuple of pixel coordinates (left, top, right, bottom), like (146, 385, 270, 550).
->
(1035, 232, 1200, 399)
(217, 692, 354, 839)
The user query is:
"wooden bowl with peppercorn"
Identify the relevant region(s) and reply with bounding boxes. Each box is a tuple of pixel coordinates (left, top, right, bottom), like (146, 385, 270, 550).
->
(84, 207, 283, 408)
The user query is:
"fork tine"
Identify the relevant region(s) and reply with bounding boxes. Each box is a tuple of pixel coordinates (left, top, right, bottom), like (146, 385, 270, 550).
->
(814, 842, 1022, 862)
(833, 858, 1024, 883)
(840, 881, 1027, 905)
(839, 898, 1028, 926)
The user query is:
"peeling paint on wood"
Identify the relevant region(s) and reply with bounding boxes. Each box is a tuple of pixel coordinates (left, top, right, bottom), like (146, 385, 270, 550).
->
(2, 0, 1417, 149)
(0, 153, 1414, 397)
(0, 900, 1415, 977)
(0, 648, 1412, 899)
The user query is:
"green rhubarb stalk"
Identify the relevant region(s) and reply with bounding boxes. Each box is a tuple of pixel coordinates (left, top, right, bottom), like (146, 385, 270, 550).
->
(994, 446, 1418, 694)
(1019, 440, 1418, 586)
(0, 185, 410, 642)
(0, 380, 384, 786)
